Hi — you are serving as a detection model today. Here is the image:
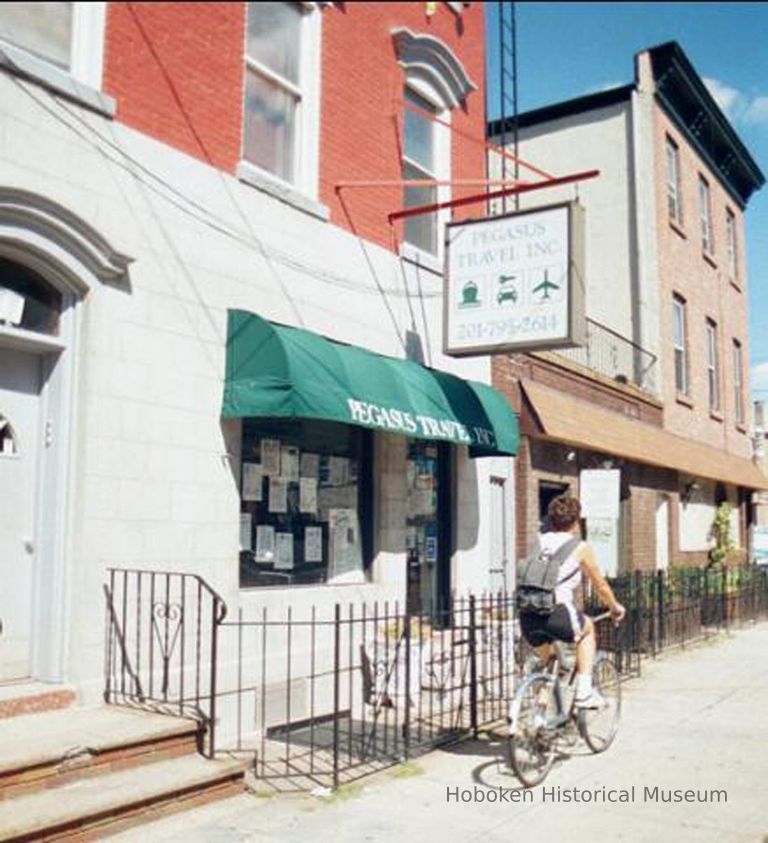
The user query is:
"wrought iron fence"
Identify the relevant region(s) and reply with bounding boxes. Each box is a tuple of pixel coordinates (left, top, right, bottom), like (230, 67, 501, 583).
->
(555, 317, 658, 394)
(104, 564, 768, 788)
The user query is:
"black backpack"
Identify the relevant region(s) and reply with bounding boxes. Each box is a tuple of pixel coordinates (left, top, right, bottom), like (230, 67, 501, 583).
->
(516, 536, 582, 616)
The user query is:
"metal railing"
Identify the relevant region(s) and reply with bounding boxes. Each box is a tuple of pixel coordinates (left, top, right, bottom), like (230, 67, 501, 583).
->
(103, 568, 227, 758)
(104, 564, 768, 787)
(554, 317, 658, 394)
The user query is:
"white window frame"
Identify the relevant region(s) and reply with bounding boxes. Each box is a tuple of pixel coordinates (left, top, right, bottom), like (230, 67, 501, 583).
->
(699, 174, 713, 255)
(400, 78, 451, 266)
(733, 339, 745, 426)
(726, 208, 738, 280)
(0, 3, 110, 113)
(673, 295, 689, 396)
(665, 135, 682, 225)
(705, 318, 720, 414)
(238, 2, 321, 205)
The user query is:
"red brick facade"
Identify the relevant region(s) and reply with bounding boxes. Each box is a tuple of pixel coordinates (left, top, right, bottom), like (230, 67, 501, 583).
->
(102, 2, 486, 254)
(320, 2, 486, 249)
(103, 3, 245, 172)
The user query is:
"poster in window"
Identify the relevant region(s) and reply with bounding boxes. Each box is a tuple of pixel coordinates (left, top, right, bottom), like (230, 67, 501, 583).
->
(255, 525, 275, 562)
(300, 452, 320, 478)
(239, 512, 252, 552)
(241, 463, 264, 502)
(275, 532, 294, 570)
(300, 477, 318, 514)
(269, 476, 288, 514)
(281, 445, 300, 482)
(328, 508, 363, 581)
(260, 439, 281, 476)
(305, 525, 323, 563)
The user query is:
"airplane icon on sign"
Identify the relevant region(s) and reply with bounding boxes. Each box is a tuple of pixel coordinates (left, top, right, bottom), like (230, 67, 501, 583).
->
(532, 269, 560, 300)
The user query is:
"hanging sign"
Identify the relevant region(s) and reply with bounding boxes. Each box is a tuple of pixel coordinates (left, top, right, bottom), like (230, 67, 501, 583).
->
(444, 201, 585, 356)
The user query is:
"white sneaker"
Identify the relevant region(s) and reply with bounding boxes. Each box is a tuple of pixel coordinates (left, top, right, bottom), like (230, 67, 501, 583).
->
(575, 690, 608, 710)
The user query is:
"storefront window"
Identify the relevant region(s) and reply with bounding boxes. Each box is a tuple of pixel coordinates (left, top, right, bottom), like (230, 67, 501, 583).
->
(239, 418, 372, 588)
(406, 441, 450, 616)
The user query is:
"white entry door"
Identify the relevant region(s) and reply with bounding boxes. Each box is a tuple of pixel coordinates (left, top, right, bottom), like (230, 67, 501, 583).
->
(655, 497, 670, 571)
(0, 348, 42, 681)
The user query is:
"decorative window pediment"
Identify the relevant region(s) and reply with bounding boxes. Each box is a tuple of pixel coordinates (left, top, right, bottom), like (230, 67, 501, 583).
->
(391, 27, 476, 109)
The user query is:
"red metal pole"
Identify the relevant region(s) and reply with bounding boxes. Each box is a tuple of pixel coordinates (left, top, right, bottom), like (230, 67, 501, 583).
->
(387, 169, 600, 223)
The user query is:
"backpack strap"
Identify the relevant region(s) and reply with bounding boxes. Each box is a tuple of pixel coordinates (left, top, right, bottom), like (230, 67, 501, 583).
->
(553, 537, 583, 586)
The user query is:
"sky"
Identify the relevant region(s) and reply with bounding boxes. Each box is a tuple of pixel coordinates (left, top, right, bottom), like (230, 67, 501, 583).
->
(485, 2, 768, 402)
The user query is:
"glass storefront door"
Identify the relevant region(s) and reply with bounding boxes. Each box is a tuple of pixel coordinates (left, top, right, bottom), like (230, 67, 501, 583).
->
(406, 441, 450, 617)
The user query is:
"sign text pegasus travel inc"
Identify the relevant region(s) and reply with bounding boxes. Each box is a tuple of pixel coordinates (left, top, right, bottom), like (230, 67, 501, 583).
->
(444, 202, 585, 357)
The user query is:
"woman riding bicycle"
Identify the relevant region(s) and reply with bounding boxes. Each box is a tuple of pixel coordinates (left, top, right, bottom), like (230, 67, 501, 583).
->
(520, 495, 626, 709)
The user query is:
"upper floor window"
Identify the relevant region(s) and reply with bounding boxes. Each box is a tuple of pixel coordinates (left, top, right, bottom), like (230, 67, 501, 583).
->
(698, 175, 713, 255)
(733, 339, 745, 426)
(0, 3, 108, 107)
(392, 27, 476, 263)
(673, 294, 689, 397)
(242, 2, 320, 195)
(705, 318, 720, 414)
(665, 136, 682, 225)
(403, 87, 440, 255)
(726, 208, 738, 279)
(0, 2, 72, 70)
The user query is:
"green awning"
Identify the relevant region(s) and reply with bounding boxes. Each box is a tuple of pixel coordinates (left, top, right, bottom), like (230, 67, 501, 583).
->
(222, 310, 518, 457)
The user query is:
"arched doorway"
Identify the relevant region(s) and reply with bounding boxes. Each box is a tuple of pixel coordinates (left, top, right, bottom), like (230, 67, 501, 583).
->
(0, 188, 132, 683)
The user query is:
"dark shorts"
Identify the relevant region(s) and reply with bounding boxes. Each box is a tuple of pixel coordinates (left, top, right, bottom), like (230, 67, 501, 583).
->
(520, 603, 586, 647)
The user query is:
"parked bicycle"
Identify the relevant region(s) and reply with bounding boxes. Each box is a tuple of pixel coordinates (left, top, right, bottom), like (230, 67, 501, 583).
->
(506, 611, 621, 787)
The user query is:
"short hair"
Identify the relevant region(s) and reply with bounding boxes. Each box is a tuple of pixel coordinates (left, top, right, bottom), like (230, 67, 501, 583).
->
(547, 495, 581, 531)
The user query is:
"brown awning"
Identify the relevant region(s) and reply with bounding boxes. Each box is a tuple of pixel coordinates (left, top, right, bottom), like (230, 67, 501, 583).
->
(522, 380, 768, 490)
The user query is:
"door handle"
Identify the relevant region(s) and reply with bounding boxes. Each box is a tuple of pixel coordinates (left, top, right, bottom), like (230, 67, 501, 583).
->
(23, 537, 34, 554)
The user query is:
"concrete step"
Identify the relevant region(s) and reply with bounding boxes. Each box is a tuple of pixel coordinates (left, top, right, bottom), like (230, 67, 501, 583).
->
(0, 706, 202, 798)
(0, 754, 245, 842)
(0, 682, 76, 719)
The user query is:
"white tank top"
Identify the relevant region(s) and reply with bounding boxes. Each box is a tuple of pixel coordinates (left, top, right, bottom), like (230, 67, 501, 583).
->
(539, 531, 583, 606)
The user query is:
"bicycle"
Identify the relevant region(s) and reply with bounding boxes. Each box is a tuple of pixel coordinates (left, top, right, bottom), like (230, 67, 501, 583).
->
(506, 611, 622, 787)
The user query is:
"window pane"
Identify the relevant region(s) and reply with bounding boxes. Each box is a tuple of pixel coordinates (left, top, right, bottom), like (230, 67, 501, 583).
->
(243, 68, 297, 182)
(246, 1, 301, 85)
(675, 349, 686, 393)
(404, 89, 436, 173)
(673, 301, 683, 347)
(0, 1, 72, 69)
(403, 162, 437, 254)
(0, 257, 61, 335)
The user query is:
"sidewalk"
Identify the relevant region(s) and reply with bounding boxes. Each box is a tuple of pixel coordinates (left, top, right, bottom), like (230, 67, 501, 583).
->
(109, 622, 768, 843)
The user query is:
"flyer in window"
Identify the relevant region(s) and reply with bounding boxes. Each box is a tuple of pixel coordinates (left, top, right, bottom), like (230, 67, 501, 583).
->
(239, 512, 252, 552)
(260, 439, 281, 476)
(269, 476, 288, 514)
(300, 452, 320, 478)
(305, 525, 323, 563)
(300, 477, 318, 513)
(275, 533, 294, 570)
(328, 508, 362, 578)
(241, 462, 263, 502)
(255, 525, 275, 562)
(281, 445, 300, 482)
(328, 456, 349, 487)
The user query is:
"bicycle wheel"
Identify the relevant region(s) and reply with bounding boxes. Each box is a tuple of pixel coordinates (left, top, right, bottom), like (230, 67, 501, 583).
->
(506, 674, 557, 787)
(578, 654, 621, 753)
